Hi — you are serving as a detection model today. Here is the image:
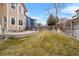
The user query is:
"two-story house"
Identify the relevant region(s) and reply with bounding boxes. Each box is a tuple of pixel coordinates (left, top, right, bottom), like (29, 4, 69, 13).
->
(0, 3, 27, 33)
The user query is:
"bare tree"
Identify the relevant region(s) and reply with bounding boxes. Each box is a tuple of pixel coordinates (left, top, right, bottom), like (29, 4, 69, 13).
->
(54, 3, 63, 23)
(47, 3, 63, 23)
(46, 3, 63, 31)
(54, 3, 58, 22)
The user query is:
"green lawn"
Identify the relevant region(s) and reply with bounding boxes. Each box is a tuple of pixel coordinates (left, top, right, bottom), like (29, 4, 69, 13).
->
(0, 30, 79, 56)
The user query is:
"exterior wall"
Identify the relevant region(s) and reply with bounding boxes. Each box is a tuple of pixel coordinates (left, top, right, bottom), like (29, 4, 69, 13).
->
(19, 4, 26, 31)
(0, 3, 7, 33)
(0, 3, 7, 25)
(8, 3, 27, 32)
(8, 3, 19, 32)
(0, 3, 27, 32)
(23, 15, 26, 30)
(26, 16, 36, 30)
(26, 17, 32, 30)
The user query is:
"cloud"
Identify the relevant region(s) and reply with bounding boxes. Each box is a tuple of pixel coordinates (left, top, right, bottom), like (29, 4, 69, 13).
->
(61, 6, 79, 15)
(36, 16, 47, 25)
(27, 15, 38, 20)
(58, 15, 73, 19)
(37, 20, 46, 25)
(45, 8, 56, 15)
(59, 4, 79, 18)
(26, 12, 29, 15)
(29, 16, 47, 25)
(31, 16, 38, 20)
(45, 4, 79, 19)
(48, 9, 55, 14)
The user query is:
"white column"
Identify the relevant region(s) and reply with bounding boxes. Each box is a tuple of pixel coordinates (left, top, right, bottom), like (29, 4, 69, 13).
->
(7, 3, 8, 32)
(17, 3, 19, 31)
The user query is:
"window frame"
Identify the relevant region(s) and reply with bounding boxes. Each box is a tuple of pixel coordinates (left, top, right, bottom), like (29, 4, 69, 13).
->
(10, 3, 16, 9)
(10, 16, 16, 26)
(19, 20, 23, 26)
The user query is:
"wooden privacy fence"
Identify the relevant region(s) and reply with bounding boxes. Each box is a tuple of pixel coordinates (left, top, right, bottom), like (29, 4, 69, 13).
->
(56, 19, 79, 40)
(37, 26, 57, 31)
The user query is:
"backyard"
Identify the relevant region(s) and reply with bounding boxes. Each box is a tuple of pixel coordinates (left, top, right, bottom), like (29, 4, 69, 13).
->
(0, 30, 79, 56)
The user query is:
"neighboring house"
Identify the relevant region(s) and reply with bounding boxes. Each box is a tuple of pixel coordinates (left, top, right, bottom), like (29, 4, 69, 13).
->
(56, 9, 79, 39)
(65, 9, 79, 39)
(0, 3, 27, 33)
(30, 18, 36, 30)
(57, 18, 74, 36)
(26, 16, 31, 30)
(26, 16, 36, 30)
(75, 9, 79, 18)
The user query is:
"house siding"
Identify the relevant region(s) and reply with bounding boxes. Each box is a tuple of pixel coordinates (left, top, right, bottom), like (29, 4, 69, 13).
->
(19, 4, 26, 31)
(0, 3, 7, 32)
(8, 3, 19, 31)
(0, 3, 27, 32)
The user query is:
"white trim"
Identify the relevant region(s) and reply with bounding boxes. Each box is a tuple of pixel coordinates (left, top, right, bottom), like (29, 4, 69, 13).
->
(2, 16, 6, 26)
(2, 16, 3, 34)
(7, 3, 8, 32)
(10, 16, 16, 26)
(2, 16, 4, 29)
(2, 16, 7, 33)
(18, 3, 19, 30)
(10, 16, 11, 26)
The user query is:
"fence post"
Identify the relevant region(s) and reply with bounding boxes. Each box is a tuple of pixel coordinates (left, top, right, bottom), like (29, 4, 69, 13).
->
(71, 21, 73, 37)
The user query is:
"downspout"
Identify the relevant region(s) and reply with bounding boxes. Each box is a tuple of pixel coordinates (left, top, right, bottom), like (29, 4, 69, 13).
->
(7, 3, 8, 32)
(18, 3, 19, 32)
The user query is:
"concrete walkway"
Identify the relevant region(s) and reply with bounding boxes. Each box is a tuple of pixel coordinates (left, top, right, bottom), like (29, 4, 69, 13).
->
(5, 31, 36, 35)
(3, 31, 37, 38)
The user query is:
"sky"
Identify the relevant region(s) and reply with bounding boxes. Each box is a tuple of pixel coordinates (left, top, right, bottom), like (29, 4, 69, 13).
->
(25, 3, 79, 25)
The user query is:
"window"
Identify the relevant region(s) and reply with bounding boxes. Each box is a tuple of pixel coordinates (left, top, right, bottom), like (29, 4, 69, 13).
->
(19, 20, 23, 25)
(19, 6, 22, 14)
(11, 3, 16, 9)
(11, 17, 16, 25)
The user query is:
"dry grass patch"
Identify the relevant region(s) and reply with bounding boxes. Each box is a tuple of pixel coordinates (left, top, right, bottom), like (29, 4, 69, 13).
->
(0, 31, 79, 56)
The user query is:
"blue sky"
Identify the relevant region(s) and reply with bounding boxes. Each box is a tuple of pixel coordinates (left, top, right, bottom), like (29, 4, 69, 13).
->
(25, 3, 79, 25)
